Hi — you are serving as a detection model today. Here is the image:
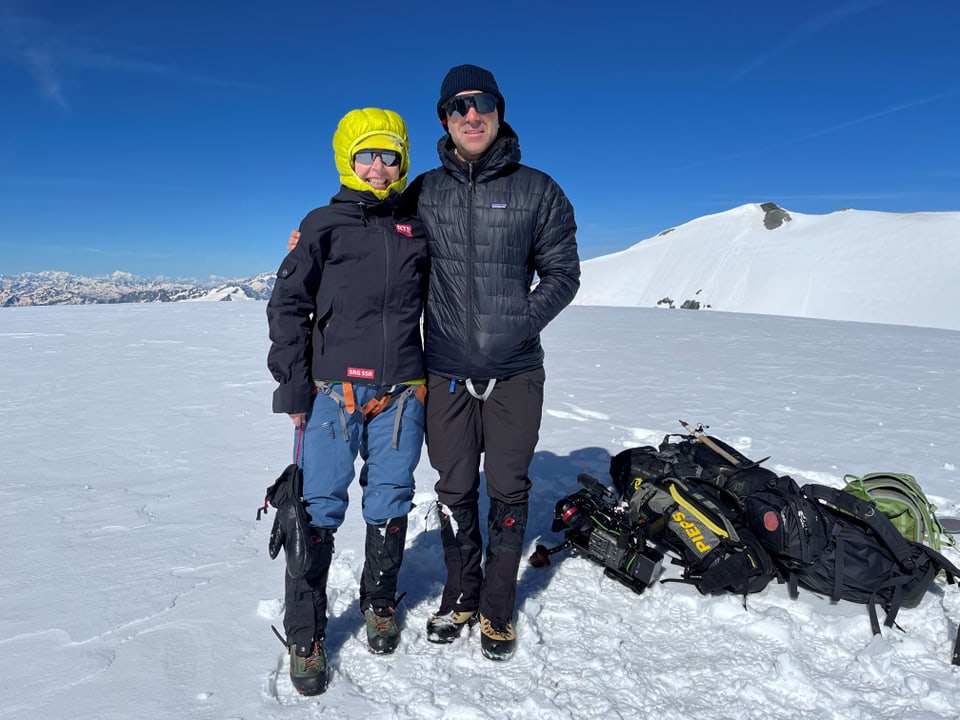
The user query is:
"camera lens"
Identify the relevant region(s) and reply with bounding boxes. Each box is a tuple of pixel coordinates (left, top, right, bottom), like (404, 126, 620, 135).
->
(559, 501, 580, 527)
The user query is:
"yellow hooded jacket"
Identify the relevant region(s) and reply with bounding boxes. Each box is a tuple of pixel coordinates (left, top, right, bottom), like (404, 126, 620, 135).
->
(333, 108, 410, 200)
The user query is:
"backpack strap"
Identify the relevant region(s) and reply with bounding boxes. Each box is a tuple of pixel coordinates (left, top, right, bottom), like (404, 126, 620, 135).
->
(866, 593, 883, 636)
(786, 571, 799, 600)
(916, 543, 960, 585)
(805, 485, 917, 571)
(693, 544, 766, 596)
(812, 485, 960, 638)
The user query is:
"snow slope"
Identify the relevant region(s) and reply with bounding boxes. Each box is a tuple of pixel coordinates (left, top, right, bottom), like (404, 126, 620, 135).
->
(1, 302, 959, 719)
(573, 204, 960, 332)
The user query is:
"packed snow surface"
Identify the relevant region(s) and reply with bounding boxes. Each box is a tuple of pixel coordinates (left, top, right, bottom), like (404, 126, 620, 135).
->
(2, 301, 959, 719)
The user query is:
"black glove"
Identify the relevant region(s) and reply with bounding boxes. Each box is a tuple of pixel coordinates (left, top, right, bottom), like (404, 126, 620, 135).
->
(263, 463, 313, 578)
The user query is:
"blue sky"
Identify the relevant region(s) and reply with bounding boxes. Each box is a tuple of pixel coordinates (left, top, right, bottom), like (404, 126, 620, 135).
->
(1, 0, 958, 278)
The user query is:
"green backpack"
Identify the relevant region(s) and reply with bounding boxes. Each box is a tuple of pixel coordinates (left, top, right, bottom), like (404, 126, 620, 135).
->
(842, 472, 955, 551)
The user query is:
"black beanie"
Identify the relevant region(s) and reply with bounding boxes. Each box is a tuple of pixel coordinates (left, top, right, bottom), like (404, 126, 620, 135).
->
(436, 64, 505, 124)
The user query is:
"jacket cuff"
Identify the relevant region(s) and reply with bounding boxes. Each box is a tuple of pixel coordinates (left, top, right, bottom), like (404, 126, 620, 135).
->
(272, 381, 314, 415)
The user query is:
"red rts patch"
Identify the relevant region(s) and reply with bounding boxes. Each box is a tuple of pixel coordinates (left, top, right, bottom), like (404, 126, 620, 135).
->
(395, 223, 413, 237)
(347, 367, 375, 380)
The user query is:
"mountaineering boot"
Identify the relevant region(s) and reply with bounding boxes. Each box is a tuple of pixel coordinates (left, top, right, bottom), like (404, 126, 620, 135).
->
(479, 613, 516, 661)
(359, 517, 407, 654)
(288, 641, 328, 695)
(364, 603, 400, 654)
(477, 500, 528, 661)
(426, 502, 483, 643)
(426, 608, 479, 643)
(283, 527, 334, 692)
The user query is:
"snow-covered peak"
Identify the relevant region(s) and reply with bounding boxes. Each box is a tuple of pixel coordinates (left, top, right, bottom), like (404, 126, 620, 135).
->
(574, 203, 960, 331)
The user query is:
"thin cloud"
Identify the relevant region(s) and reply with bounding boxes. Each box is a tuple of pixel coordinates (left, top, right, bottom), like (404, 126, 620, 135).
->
(0, 7, 258, 110)
(0, 175, 118, 187)
(721, 0, 887, 89)
(21, 47, 69, 109)
(782, 88, 960, 145)
(707, 192, 918, 203)
(675, 87, 960, 172)
(65, 46, 260, 90)
(57, 245, 174, 260)
(0, 7, 70, 108)
(0, 174, 197, 192)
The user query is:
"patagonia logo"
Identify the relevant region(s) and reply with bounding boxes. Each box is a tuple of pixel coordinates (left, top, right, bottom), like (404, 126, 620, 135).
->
(672, 509, 712, 554)
(347, 367, 375, 380)
(395, 223, 413, 237)
(490, 202, 508, 209)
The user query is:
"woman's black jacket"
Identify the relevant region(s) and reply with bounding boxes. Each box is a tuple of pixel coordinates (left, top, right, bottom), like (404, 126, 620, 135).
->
(266, 187, 428, 414)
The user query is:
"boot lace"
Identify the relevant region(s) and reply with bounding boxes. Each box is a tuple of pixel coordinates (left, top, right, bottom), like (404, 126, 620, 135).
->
(368, 607, 396, 632)
(301, 643, 323, 670)
(479, 614, 515, 641)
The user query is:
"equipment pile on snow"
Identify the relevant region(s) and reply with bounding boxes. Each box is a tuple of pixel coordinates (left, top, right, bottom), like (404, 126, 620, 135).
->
(531, 421, 960, 664)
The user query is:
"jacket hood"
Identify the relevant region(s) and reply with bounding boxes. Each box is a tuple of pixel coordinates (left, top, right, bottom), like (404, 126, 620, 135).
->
(333, 108, 410, 200)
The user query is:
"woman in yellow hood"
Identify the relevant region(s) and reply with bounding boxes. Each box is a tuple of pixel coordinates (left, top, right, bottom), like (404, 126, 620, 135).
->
(266, 108, 428, 695)
(333, 107, 410, 200)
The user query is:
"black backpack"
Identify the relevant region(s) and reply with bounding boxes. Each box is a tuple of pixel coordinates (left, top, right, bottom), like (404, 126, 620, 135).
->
(611, 422, 786, 502)
(609, 434, 779, 597)
(744, 482, 960, 636)
(612, 424, 960, 662)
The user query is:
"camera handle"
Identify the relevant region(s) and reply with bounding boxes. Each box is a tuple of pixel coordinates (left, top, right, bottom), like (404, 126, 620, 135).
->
(528, 540, 574, 568)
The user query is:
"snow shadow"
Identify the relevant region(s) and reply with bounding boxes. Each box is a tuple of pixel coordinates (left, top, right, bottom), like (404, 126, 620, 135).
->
(315, 445, 615, 657)
(520, 446, 614, 602)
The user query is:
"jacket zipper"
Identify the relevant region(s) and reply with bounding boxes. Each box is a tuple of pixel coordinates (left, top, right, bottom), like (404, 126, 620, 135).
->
(381, 210, 392, 384)
(465, 162, 475, 379)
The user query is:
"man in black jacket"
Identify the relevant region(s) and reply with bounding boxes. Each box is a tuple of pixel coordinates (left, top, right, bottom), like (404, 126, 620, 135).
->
(414, 64, 580, 661)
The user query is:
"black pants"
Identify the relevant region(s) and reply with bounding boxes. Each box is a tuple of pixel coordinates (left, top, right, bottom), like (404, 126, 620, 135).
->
(425, 368, 544, 625)
(426, 367, 545, 507)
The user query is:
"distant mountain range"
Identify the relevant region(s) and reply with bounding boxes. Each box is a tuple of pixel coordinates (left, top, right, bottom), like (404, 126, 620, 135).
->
(0, 270, 275, 307)
(5, 203, 959, 332)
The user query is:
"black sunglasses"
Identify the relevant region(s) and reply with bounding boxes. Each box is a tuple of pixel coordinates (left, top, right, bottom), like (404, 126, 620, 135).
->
(354, 149, 401, 167)
(443, 92, 498, 119)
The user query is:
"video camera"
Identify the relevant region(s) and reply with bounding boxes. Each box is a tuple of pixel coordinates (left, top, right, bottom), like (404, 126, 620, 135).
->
(529, 473, 664, 594)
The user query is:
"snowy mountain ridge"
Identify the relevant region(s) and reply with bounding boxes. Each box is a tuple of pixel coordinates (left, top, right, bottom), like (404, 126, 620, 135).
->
(0, 270, 276, 307)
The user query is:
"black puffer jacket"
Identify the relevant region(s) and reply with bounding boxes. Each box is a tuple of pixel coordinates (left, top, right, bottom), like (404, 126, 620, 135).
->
(266, 187, 428, 414)
(410, 123, 580, 381)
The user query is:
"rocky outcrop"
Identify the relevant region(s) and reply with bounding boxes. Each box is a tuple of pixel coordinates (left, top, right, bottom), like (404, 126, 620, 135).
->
(760, 202, 792, 229)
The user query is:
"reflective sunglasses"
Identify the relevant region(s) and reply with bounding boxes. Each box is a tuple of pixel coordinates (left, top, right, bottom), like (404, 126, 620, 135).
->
(353, 149, 401, 167)
(443, 92, 498, 119)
